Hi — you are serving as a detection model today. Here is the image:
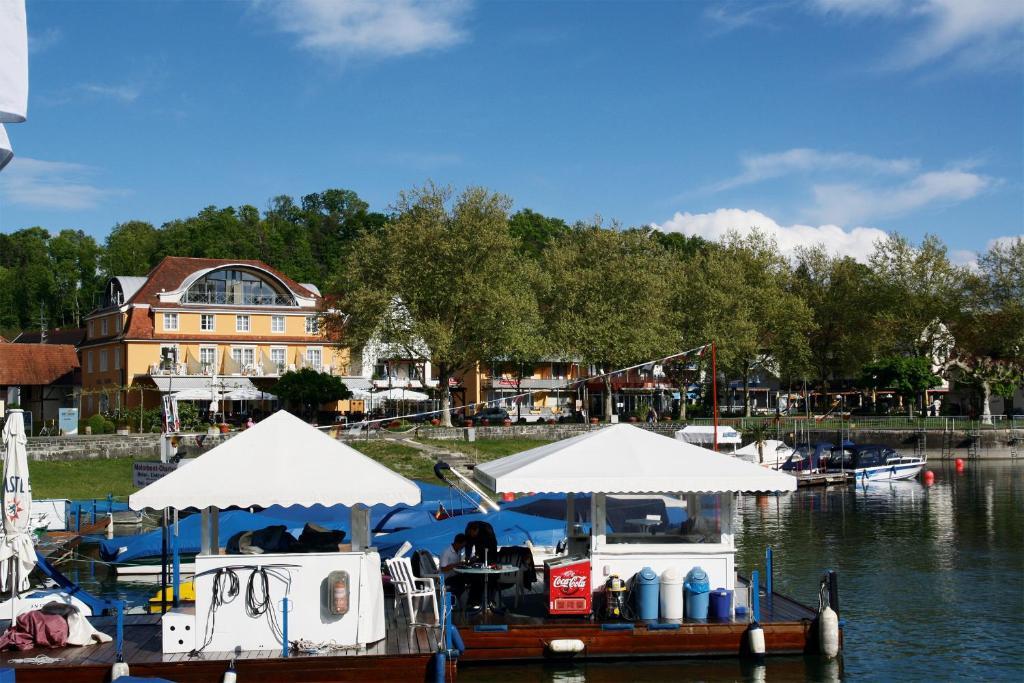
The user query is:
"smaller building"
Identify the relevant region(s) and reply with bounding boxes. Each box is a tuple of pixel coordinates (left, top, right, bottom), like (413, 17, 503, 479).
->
(0, 343, 80, 430)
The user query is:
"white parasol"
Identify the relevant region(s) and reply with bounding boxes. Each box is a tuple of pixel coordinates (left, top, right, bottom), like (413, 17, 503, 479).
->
(0, 0, 29, 172)
(0, 409, 35, 595)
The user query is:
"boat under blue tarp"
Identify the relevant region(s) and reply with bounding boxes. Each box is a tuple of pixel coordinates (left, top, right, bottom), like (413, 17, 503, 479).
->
(503, 493, 686, 531)
(99, 482, 479, 563)
(373, 509, 567, 558)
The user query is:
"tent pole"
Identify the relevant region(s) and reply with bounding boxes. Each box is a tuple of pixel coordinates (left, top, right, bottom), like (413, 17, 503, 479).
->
(172, 509, 180, 608)
(210, 509, 220, 554)
(200, 508, 211, 555)
(160, 508, 168, 615)
(711, 342, 719, 452)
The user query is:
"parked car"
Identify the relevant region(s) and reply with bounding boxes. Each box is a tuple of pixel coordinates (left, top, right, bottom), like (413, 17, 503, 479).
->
(458, 407, 510, 425)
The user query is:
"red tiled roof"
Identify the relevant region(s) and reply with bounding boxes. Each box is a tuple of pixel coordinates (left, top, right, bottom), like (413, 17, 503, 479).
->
(0, 344, 80, 386)
(128, 257, 318, 307)
(12, 328, 86, 346)
(123, 307, 154, 340)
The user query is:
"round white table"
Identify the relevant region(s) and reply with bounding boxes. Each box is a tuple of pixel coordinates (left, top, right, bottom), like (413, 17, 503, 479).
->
(626, 518, 660, 533)
(453, 564, 519, 614)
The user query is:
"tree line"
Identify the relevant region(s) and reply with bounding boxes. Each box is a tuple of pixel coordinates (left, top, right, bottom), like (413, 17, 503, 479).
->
(1, 184, 1021, 423)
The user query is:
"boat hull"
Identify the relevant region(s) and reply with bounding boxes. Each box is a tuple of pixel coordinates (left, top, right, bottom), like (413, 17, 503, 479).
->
(846, 461, 924, 482)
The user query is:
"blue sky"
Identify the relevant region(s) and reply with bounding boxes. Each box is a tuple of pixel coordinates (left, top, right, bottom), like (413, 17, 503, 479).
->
(1, 0, 1021, 263)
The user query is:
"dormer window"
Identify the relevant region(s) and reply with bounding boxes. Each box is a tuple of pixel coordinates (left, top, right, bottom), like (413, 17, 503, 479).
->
(182, 268, 295, 306)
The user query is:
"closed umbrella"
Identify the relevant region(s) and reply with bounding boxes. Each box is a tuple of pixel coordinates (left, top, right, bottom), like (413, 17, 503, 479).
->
(0, 0, 29, 171)
(0, 408, 35, 601)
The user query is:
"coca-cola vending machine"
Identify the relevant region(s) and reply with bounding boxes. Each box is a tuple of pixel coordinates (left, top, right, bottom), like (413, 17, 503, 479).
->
(544, 556, 592, 615)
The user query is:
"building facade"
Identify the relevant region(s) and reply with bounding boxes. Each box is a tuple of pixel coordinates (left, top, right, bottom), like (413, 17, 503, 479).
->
(78, 257, 349, 417)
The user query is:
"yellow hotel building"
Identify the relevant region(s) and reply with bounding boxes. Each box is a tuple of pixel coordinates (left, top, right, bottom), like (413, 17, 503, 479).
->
(79, 256, 350, 417)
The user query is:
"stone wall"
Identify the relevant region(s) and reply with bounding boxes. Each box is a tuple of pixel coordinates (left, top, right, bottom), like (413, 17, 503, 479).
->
(26, 422, 1019, 460)
(25, 432, 238, 461)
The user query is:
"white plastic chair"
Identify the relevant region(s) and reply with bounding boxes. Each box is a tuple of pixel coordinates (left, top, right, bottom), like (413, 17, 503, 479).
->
(385, 557, 439, 624)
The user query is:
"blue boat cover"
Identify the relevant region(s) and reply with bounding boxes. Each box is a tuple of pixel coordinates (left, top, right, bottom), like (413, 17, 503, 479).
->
(374, 509, 567, 558)
(503, 493, 685, 530)
(100, 482, 478, 562)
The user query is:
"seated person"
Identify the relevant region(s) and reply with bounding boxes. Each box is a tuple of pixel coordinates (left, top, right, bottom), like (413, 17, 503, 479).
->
(463, 521, 499, 608)
(439, 533, 469, 601)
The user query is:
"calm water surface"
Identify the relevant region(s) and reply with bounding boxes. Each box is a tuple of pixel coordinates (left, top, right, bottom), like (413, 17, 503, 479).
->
(64, 461, 1023, 681)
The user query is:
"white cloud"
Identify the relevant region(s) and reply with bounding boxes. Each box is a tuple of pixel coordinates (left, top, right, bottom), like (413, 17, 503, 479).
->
(810, 0, 1024, 71)
(258, 0, 471, 59)
(78, 83, 141, 103)
(808, 169, 991, 224)
(0, 157, 124, 210)
(29, 27, 63, 54)
(654, 207, 889, 262)
(707, 148, 917, 192)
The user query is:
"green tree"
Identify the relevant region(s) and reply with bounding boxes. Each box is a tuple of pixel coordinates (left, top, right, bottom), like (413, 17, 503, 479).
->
(541, 225, 676, 421)
(101, 221, 160, 276)
(49, 229, 101, 326)
(860, 356, 941, 417)
(508, 208, 569, 258)
(274, 368, 352, 419)
(331, 183, 542, 426)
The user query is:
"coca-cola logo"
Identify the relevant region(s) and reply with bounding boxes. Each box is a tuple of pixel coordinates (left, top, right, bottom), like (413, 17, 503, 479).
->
(552, 570, 587, 595)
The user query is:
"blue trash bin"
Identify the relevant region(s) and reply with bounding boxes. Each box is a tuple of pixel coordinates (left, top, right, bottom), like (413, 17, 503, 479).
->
(709, 587, 733, 620)
(684, 566, 711, 621)
(634, 566, 660, 621)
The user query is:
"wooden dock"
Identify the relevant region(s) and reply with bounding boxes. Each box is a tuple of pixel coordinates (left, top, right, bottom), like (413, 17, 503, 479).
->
(36, 518, 112, 560)
(794, 472, 847, 487)
(0, 603, 439, 682)
(454, 581, 825, 665)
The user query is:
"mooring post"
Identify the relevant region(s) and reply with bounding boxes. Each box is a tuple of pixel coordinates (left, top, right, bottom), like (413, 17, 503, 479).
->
(765, 546, 773, 603)
(282, 596, 290, 658)
(115, 600, 124, 659)
(751, 569, 760, 622)
(91, 499, 97, 525)
(827, 569, 839, 618)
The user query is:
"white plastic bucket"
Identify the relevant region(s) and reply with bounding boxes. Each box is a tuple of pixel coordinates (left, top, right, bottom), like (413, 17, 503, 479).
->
(659, 567, 683, 619)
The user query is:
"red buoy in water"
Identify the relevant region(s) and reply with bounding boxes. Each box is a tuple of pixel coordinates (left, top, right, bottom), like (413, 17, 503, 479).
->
(955, 458, 965, 472)
(923, 470, 935, 486)
(501, 492, 515, 502)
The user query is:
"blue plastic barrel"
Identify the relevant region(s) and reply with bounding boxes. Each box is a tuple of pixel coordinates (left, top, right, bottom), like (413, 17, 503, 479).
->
(709, 587, 733, 620)
(684, 566, 711, 621)
(634, 566, 660, 621)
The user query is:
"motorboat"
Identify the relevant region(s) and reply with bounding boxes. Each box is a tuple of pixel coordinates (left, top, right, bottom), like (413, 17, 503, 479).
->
(734, 439, 794, 468)
(825, 444, 925, 482)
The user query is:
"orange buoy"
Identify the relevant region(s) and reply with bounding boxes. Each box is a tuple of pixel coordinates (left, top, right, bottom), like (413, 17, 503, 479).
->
(955, 458, 965, 472)
(923, 470, 935, 486)
(501, 492, 515, 502)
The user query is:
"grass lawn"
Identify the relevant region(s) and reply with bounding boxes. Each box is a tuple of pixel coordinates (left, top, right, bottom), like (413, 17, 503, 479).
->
(348, 440, 438, 481)
(29, 458, 155, 500)
(421, 438, 552, 463)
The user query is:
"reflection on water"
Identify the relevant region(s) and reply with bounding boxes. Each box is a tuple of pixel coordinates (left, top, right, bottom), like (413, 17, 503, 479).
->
(64, 462, 1023, 681)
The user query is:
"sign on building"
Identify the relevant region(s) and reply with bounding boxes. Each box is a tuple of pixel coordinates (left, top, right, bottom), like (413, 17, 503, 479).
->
(59, 408, 79, 435)
(132, 461, 180, 487)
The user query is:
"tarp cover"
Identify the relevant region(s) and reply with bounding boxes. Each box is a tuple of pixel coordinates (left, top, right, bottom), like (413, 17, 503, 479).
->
(674, 425, 742, 445)
(129, 410, 421, 510)
(474, 424, 797, 495)
(373, 510, 566, 558)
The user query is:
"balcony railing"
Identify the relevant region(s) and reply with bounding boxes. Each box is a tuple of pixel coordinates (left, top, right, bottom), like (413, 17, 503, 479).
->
(181, 290, 294, 306)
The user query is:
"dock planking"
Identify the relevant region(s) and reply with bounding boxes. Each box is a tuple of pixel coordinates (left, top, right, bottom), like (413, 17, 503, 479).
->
(0, 600, 439, 682)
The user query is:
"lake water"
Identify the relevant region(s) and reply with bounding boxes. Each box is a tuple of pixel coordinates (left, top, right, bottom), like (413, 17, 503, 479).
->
(62, 460, 1023, 681)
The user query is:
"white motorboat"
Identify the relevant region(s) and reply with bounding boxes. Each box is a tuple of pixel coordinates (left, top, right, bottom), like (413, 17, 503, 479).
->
(826, 445, 925, 482)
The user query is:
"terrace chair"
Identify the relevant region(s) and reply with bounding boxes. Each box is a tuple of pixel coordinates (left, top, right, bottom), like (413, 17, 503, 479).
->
(385, 556, 439, 625)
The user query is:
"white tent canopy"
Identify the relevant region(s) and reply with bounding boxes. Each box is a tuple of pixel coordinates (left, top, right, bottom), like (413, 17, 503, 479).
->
(371, 388, 430, 401)
(474, 423, 796, 495)
(129, 410, 421, 510)
(675, 425, 742, 445)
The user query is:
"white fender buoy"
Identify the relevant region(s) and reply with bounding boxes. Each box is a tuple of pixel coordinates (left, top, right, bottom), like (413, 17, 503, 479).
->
(547, 639, 586, 654)
(223, 657, 238, 683)
(819, 604, 840, 658)
(747, 622, 765, 661)
(111, 655, 130, 679)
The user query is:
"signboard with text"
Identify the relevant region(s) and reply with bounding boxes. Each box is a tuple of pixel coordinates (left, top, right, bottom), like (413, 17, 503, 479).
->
(132, 461, 179, 487)
(59, 408, 79, 435)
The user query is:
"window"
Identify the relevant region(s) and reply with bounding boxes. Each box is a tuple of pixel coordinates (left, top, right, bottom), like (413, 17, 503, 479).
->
(101, 318, 108, 335)
(99, 350, 108, 372)
(159, 345, 179, 371)
(115, 316, 122, 333)
(87, 351, 94, 373)
(270, 347, 286, 373)
(182, 268, 295, 306)
(305, 347, 322, 370)
(271, 315, 285, 333)
(200, 346, 217, 373)
(305, 316, 318, 334)
(88, 321, 94, 338)
(231, 346, 256, 368)
(201, 314, 215, 331)
(164, 313, 179, 331)
(236, 315, 250, 332)
(113, 348, 121, 370)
